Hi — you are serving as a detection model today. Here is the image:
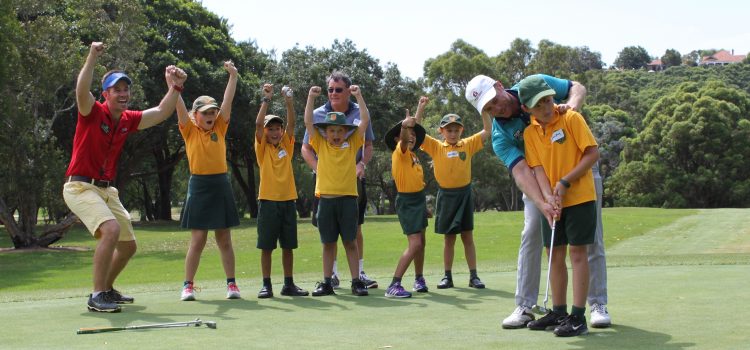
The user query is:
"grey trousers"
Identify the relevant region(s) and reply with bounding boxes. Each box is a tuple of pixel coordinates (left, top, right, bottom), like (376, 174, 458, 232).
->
(514, 162, 608, 308)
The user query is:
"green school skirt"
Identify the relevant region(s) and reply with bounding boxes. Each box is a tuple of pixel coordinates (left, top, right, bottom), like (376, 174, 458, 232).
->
(180, 173, 240, 230)
(434, 184, 474, 234)
(396, 190, 428, 235)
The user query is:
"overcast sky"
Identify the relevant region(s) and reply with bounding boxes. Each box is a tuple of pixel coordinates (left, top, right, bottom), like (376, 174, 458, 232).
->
(200, 0, 750, 79)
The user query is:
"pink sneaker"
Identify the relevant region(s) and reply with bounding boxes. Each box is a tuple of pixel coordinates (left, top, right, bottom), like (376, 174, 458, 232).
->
(226, 282, 241, 299)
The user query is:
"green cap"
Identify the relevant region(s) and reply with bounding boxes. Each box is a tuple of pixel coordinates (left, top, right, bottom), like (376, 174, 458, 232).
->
(439, 114, 463, 128)
(313, 111, 355, 129)
(191, 95, 220, 112)
(518, 75, 555, 108)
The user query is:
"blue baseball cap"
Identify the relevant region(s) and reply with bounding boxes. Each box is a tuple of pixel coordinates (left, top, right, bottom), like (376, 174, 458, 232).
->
(102, 72, 132, 91)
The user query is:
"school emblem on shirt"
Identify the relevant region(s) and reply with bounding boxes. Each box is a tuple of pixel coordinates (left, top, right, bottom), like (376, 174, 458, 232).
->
(551, 129, 566, 144)
(459, 152, 466, 161)
(210, 132, 218, 142)
(100, 122, 110, 134)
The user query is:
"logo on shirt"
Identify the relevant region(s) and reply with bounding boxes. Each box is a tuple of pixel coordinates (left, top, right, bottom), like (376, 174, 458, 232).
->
(120, 127, 128, 133)
(341, 141, 350, 149)
(210, 132, 218, 142)
(513, 129, 523, 141)
(100, 123, 110, 134)
(459, 152, 466, 161)
(551, 129, 566, 144)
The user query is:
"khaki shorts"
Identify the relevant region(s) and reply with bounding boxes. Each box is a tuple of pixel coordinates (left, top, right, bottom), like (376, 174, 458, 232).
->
(63, 181, 135, 241)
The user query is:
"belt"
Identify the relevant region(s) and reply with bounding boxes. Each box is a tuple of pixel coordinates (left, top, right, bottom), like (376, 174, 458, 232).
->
(66, 175, 112, 188)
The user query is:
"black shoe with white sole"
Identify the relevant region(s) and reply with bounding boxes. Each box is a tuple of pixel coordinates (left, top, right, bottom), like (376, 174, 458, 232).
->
(87, 293, 121, 313)
(527, 310, 567, 330)
(554, 314, 589, 337)
(106, 288, 134, 304)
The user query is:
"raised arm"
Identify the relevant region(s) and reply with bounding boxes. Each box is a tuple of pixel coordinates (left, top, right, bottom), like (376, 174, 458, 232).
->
(219, 61, 238, 123)
(478, 104, 492, 142)
(399, 113, 417, 153)
(558, 80, 587, 113)
(76, 42, 104, 116)
(176, 94, 189, 126)
(304, 86, 321, 140)
(350, 85, 369, 137)
(255, 83, 273, 141)
(283, 86, 295, 136)
(138, 66, 186, 130)
(414, 96, 428, 124)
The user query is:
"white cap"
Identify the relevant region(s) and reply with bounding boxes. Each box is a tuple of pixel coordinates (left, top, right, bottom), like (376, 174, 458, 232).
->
(465, 75, 497, 115)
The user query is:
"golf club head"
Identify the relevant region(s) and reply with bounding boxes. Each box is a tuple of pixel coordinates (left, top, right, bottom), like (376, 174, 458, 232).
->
(193, 318, 202, 327)
(204, 321, 217, 329)
(531, 304, 549, 315)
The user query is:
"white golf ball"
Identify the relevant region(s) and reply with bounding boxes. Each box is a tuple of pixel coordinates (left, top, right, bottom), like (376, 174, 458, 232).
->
(282, 86, 293, 97)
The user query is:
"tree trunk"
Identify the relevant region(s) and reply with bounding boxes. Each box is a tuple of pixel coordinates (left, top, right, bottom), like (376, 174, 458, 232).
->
(139, 179, 156, 222)
(228, 153, 258, 218)
(0, 198, 77, 249)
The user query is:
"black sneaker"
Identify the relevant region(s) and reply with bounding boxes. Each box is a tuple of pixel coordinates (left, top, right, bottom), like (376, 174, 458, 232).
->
(554, 314, 589, 337)
(87, 293, 121, 313)
(258, 285, 273, 299)
(106, 288, 134, 304)
(527, 310, 567, 330)
(280, 284, 309, 296)
(437, 276, 454, 289)
(351, 279, 369, 296)
(469, 277, 485, 289)
(311, 282, 335, 296)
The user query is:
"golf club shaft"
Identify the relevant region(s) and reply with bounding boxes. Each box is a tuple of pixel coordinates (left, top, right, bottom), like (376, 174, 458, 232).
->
(542, 220, 557, 310)
(77, 319, 202, 334)
(77, 326, 127, 334)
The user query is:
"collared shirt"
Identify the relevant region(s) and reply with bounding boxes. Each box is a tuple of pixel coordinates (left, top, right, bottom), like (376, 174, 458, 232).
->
(65, 101, 142, 181)
(179, 117, 229, 175)
(420, 133, 484, 189)
(310, 129, 365, 197)
(491, 74, 572, 171)
(255, 131, 297, 201)
(391, 142, 425, 193)
(302, 101, 374, 163)
(524, 109, 598, 207)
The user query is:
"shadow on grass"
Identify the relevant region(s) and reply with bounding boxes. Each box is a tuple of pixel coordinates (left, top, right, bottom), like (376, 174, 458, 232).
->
(570, 324, 694, 349)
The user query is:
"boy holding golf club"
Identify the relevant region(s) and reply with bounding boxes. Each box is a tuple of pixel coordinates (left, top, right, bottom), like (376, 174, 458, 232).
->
(416, 97, 492, 290)
(519, 75, 599, 337)
(253, 83, 309, 298)
(303, 84, 371, 297)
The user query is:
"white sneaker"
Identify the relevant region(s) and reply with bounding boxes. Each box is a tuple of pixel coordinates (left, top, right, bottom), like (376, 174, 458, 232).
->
(331, 275, 340, 290)
(502, 306, 535, 329)
(590, 303, 611, 328)
(226, 282, 241, 299)
(181, 283, 196, 301)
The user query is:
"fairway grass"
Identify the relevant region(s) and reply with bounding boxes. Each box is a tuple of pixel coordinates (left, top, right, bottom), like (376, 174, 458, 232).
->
(1, 208, 748, 349)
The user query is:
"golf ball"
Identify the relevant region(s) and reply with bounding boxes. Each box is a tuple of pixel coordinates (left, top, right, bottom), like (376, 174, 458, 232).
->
(282, 86, 293, 97)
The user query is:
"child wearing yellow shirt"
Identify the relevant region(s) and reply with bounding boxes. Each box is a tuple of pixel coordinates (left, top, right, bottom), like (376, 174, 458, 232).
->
(417, 97, 491, 290)
(303, 84, 371, 297)
(176, 61, 241, 301)
(254, 83, 308, 298)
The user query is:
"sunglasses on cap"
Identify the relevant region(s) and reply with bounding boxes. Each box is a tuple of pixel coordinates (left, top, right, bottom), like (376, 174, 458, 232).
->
(328, 87, 345, 93)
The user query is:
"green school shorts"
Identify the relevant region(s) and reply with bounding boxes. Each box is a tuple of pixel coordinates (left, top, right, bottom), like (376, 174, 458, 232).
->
(434, 184, 474, 235)
(316, 196, 358, 244)
(542, 201, 596, 247)
(396, 190, 428, 235)
(257, 200, 298, 250)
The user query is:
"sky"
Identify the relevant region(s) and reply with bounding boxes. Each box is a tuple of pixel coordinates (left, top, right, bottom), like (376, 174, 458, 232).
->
(200, 0, 750, 80)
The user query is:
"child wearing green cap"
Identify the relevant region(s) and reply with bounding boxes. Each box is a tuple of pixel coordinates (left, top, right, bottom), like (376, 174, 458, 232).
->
(303, 84, 371, 297)
(519, 75, 600, 337)
(416, 97, 492, 290)
(175, 61, 241, 302)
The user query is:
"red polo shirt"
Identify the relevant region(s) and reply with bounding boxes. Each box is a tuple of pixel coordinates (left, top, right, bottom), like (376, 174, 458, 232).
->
(65, 101, 142, 181)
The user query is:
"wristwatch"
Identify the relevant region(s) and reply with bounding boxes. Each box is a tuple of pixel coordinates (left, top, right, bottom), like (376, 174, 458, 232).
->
(261, 96, 271, 104)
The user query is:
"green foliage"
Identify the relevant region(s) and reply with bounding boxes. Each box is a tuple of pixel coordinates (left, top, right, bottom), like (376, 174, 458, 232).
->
(609, 80, 750, 207)
(661, 48, 682, 67)
(527, 39, 603, 78)
(614, 45, 651, 69)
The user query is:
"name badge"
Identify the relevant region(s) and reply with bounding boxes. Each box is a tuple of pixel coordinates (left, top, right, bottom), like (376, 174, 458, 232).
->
(551, 129, 565, 143)
(447, 151, 459, 158)
(278, 149, 287, 159)
(352, 118, 361, 126)
(341, 142, 350, 149)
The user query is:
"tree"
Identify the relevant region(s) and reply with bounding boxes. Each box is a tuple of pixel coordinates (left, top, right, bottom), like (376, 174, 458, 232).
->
(527, 40, 603, 78)
(495, 38, 534, 84)
(682, 50, 701, 66)
(608, 81, 750, 207)
(1, 0, 146, 248)
(614, 46, 651, 70)
(661, 49, 682, 68)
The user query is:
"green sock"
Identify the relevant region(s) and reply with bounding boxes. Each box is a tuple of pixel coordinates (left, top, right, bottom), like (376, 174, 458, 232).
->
(284, 276, 293, 286)
(571, 306, 586, 318)
(262, 277, 272, 287)
(553, 304, 568, 314)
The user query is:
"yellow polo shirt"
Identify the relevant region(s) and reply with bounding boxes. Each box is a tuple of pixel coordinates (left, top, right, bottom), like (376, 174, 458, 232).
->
(310, 130, 364, 197)
(391, 142, 425, 193)
(255, 132, 297, 201)
(179, 117, 229, 175)
(420, 133, 484, 189)
(524, 109, 598, 207)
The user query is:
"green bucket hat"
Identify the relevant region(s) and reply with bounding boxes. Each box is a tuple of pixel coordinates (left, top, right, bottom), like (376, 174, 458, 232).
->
(313, 111, 355, 129)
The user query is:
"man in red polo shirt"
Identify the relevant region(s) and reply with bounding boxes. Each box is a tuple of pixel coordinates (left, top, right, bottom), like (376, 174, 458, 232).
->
(63, 42, 187, 313)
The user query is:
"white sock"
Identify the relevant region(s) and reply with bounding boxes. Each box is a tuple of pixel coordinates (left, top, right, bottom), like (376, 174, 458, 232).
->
(92, 291, 103, 298)
(332, 259, 338, 277)
(359, 259, 364, 275)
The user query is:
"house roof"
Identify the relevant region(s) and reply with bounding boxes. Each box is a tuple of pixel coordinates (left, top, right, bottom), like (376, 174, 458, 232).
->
(648, 59, 663, 66)
(700, 50, 746, 64)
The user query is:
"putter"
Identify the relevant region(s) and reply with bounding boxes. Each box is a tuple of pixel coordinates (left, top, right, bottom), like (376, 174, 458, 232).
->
(77, 318, 216, 334)
(532, 220, 556, 315)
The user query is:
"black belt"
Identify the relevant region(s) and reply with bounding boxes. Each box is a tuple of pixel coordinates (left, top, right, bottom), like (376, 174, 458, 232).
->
(66, 175, 112, 188)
